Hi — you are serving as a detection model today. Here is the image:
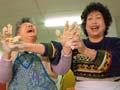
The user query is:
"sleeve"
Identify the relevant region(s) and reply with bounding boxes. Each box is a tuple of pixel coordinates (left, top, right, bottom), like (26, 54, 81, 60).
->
(42, 41, 62, 65)
(52, 50, 72, 75)
(108, 38, 120, 76)
(0, 56, 12, 83)
(41, 42, 53, 59)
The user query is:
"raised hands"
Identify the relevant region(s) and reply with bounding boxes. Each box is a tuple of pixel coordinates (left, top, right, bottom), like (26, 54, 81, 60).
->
(0, 24, 21, 53)
(56, 21, 85, 54)
(57, 22, 79, 46)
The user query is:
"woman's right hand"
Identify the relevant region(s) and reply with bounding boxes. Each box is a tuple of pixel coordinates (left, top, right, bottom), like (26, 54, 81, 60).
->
(0, 24, 21, 59)
(56, 21, 81, 55)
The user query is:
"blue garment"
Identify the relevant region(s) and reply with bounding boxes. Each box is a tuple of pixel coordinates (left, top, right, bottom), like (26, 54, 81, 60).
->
(83, 37, 120, 77)
(42, 41, 62, 65)
(8, 52, 57, 90)
(71, 37, 120, 78)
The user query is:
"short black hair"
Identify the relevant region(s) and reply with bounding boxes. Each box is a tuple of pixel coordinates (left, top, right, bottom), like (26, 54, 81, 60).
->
(81, 2, 112, 36)
(15, 17, 33, 36)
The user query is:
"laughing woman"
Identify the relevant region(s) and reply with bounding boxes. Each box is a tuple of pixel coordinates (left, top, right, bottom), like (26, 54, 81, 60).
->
(54, 2, 120, 90)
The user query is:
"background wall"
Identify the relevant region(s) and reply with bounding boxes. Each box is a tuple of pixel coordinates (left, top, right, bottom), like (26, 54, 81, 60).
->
(107, 17, 117, 37)
(0, 0, 120, 43)
(115, 16, 120, 37)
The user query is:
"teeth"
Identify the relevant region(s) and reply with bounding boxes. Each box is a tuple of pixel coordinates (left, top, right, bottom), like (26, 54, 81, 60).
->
(91, 26, 98, 30)
(93, 28, 97, 29)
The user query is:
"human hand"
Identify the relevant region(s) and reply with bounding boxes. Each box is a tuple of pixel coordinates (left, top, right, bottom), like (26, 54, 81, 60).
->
(0, 24, 21, 53)
(56, 21, 82, 55)
(56, 21, 81, 48)
(71, 35, 86, 53)
(1, 24, 21, 44)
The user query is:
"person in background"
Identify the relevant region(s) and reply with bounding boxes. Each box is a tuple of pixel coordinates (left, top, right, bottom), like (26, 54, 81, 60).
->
(54, 2, 120, 90)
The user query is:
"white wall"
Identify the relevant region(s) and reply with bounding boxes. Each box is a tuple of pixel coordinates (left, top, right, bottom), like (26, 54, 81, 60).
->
(107, 17, 117, 37)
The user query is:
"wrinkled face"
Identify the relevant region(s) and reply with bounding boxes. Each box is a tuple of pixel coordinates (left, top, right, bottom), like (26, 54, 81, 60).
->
(86, 11, 106, 38)
(17, 22, 37, 43)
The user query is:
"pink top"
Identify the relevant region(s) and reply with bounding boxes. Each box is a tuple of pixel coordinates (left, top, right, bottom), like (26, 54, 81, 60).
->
(52, 50, 72, 74)
(0, 54, 12, 83)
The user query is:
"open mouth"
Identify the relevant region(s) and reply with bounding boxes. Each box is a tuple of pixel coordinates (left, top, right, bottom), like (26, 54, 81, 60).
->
(27, 29, 33, 33)
(91, 26, 99, 31)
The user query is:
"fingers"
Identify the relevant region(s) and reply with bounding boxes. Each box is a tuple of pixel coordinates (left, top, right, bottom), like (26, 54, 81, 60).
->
(64, 21, 78, 32)
(62, 37, 80, 50)
(1, 24, 21, 44)
(2, 24, 13, 39)
(71, 41, 81, 50)
(69, 22, 77, 31)
(0, 24, 22, 52)
(1, 37, 22, 53)
(2, 26, 8, 38)
(65, 21, 81, 36)
(3, 42, 24, 52)
(7, 24, 12, 35)
(64, 21, 69, 31)
(56, 29, 62, 40)
(57, 21, 83, 50)
(11, 36, 21, 44)
(74, 24, 81, 36)
(72, 23, 81, 37)
(69, 35, 84, 50)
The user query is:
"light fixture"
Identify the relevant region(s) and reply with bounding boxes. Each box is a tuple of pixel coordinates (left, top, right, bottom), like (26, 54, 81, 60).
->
(44, 16, 82, 27)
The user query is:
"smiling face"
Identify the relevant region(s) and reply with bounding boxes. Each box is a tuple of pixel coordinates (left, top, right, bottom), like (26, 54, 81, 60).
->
(86, 11, 106, 41)
(17, 22, 37, 43)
